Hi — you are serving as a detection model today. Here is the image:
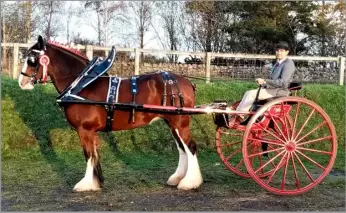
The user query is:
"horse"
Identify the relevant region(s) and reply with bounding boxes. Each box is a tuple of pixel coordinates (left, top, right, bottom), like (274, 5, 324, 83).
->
(18, 35, 203, 192)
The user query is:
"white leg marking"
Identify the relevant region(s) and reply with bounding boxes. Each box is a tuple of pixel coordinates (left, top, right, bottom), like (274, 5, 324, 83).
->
(174, 129, 203, 190)
(167, 140, 187, 186)
(73, 157, 100, 192)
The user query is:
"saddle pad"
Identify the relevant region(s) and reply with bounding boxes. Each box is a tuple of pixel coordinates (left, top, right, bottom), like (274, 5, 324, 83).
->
(107, 77, 122, 103)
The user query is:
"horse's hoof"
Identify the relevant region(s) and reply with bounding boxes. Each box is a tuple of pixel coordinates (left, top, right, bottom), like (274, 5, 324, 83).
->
(167, 174, 184, 186)
(73, 185, 101, 192)
(177, 177, 203, 190)
(73, 178, 101, 192)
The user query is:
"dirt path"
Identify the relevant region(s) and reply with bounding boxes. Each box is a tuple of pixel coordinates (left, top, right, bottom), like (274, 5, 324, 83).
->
(2, 176, 345, 211)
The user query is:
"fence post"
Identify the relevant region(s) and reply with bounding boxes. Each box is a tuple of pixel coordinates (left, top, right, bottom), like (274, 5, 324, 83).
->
(12, 43, 19, 79)
(339, 56, 345, 86)
(104, 50, 109, 57)
(205, 52, 211, 84)
(134, 48, 140, 75)
(86, 45, 93, 60)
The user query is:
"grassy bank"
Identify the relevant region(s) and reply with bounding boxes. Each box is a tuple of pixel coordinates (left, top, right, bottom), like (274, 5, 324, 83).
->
(1, 75, 345, 211)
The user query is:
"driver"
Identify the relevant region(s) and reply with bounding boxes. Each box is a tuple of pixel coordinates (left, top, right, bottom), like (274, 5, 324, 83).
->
(229, 41, 296, 126)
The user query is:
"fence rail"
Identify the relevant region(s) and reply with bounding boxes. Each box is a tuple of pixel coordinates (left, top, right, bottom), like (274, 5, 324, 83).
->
(1, 42, 345, 85)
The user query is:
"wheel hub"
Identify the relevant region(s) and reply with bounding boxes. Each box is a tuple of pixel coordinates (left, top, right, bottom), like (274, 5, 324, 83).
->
(285, 142, 296, 152)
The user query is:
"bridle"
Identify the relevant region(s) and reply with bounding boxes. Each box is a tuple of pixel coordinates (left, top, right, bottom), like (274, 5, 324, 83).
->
(20, 48, 50, 85)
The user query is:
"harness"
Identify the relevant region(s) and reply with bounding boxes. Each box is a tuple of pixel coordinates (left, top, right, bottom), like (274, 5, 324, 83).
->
(57, 47, 116, 101)
(47, 48, 184, 132)
(161, 71, 184, 108)
(104, 77, 122, 132)
(129, 76, 139, 123)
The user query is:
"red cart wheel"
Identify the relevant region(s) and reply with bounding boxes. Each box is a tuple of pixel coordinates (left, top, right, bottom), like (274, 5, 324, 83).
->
(242, 97, 337, 195)
(216, 102, 292, 178)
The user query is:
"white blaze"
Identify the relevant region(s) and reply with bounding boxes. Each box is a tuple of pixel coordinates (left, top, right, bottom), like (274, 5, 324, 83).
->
(18, 58, 34, 90)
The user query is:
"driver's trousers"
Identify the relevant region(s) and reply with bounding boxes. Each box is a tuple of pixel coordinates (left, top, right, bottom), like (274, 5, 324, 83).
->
(236, 88, 289, 116)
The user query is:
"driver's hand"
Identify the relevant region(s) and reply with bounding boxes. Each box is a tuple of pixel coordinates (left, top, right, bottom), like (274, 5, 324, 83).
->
(256, 78, 265, 85)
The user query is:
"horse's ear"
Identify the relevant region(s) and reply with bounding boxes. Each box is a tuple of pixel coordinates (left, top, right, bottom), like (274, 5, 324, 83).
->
(37, 35, 45, 50)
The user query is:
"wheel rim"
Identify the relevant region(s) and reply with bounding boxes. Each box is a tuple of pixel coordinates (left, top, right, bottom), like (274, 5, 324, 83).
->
(216, 127, 278, 178)
(242, 96, 337, 195)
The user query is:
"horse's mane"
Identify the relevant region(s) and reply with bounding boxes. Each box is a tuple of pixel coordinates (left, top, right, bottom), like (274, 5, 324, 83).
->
(47, 40, 89, 61)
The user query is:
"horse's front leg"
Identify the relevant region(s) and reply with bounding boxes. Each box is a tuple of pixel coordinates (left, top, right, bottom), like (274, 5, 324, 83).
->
(73, 127, 104, 192)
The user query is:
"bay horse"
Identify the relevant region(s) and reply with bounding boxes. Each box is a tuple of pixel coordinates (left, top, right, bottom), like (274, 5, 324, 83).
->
(18, 36, 203, 192)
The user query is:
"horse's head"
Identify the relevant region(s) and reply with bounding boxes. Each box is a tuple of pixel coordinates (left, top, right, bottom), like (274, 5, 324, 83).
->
(19, 35, 50, 90)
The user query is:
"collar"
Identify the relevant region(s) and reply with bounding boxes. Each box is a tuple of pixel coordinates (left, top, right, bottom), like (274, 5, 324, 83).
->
(277, 57, 288, 64)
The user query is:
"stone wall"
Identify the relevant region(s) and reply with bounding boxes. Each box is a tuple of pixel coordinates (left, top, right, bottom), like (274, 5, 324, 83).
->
(1, 55, 342, 84)
(107, 61, 341, 83)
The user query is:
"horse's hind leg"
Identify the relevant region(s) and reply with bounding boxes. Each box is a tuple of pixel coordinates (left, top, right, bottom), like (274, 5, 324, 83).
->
(166, 117, 203, 190)
(73, 128, 104, 192)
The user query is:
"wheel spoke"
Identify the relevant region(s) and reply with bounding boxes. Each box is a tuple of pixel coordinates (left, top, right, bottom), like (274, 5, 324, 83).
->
(296, 147, 332, 155)
(248, 137, 285, 146)
(253, 122, 286, 144)
(268, 112, 289, 141)
(225, 148, 242, 161)
(247, 146, 285, 158)
(296, 150, 326, 170)
(291, 102, 301, 140)
(267, 152, 288, 184)
(266, 145, 281, 169)
(293, 109, 316, 141)
(250, 144, 256, 166)
(235, 158, 244, 169)
(281, 152, 291, 190)
(257, 146, 266, 175)
(216, 141, 242, 148)
(291, 153, 301, 189)
(293, 152, 315, 183)
(295, 121, 327, 144)
(219, 130, 243, 136)
(297, 135, 333, 146)
(281, 103, 291, 139)
(254, 150, 285, 174)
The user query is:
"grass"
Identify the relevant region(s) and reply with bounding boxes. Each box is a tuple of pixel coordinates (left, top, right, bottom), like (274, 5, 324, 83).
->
(1, 75, 345, 210)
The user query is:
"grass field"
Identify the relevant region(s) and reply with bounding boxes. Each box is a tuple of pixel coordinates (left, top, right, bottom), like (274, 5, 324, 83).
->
(1, 75, 345, 211)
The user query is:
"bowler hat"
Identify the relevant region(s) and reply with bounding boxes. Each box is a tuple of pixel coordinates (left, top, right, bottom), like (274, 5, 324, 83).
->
(276, 41, 289, 50)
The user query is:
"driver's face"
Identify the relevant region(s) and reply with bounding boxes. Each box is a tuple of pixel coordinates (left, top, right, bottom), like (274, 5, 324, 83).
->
(276, 48, 289, 60)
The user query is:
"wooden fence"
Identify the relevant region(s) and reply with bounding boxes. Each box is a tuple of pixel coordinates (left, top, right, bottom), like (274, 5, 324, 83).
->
(1, 42, 345, 85)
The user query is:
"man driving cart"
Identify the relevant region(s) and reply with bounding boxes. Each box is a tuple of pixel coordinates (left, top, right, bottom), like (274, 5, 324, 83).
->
(229, 41, 296, 126)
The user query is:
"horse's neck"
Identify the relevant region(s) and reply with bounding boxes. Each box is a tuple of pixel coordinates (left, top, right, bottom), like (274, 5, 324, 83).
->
(47, 46, 88, 93)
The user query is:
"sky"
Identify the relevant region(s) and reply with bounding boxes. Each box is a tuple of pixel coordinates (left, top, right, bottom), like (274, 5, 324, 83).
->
(56, 1, 163, 49)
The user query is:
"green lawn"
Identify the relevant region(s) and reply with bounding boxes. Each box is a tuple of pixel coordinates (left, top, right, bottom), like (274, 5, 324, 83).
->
(2, 75, 345, 192)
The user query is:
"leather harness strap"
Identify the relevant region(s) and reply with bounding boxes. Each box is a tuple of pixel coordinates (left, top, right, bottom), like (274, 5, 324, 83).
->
(129, 76, 139, 123)
(104, 77, 121, 132)
(161, 72, 184, 108)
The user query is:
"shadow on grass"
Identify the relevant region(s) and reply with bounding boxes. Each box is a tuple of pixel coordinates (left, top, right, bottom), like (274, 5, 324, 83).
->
(2, 77, 79, 187)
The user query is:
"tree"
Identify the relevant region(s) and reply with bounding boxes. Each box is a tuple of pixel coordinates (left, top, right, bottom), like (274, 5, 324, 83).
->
(1, 2, 29, 43)
(184, 1, 233, 52)
(25, 2, 32, 43)
(153, 1, 186, 62)
(128, 1, 153, 48)
(35, 1, 65, 40)
(83, 1, 125, 46)
(310, 1, 345, 56)
(72, 32, 96, 45)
